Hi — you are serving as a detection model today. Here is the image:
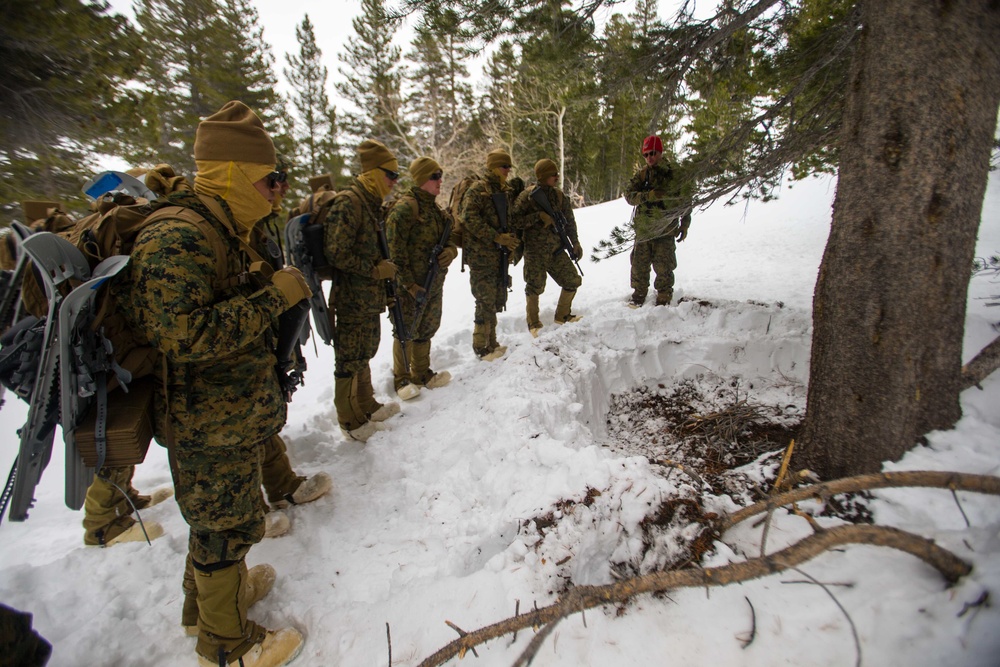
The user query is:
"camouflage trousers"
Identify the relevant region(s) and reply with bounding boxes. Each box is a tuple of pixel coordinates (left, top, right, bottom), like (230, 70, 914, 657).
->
(468, 252, 508, 328)
(630, 236, 677, 296)
(333, 311, 382, 376)
(400, 288, 443, 342)
(173, 436, 266, 566)
(523, 247, 582, 297)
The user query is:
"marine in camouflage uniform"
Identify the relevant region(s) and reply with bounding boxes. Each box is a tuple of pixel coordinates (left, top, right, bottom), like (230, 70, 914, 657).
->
(512, 158, 583, 336)
(624, 135, 693, 307)
(459, 149, 520, 359)
(385, 157, 458, 397)
(113, 102, 310, 666)
(324, 139, 402, 441)
(248, 155, 332, 533)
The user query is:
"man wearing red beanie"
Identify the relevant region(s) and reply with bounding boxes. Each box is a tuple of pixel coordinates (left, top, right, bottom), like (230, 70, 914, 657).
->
(624, 135, 693, 307)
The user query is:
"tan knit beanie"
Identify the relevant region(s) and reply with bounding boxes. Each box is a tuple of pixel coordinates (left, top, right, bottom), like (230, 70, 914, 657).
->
(534, 158, 558, 181)
(409, 157, 442, 186)
(194, 100, 276, 165)
(358, 139, 397, 173)
(486, 149, 512, 170)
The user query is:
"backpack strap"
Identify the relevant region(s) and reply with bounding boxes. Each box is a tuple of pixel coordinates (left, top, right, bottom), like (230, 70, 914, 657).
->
(144, 206, 230, 288)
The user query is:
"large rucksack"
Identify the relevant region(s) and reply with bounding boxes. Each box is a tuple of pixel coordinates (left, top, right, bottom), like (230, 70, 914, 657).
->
(0, 190, 234, 522)
(284, 183, 389, 348)
(445, 174, 483, 249)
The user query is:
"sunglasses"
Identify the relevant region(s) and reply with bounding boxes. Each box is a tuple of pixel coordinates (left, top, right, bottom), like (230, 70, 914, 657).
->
(379, 166, 400, 181)
(428, 172, 443, 181)
(643, 151, 660, 158)
(500, 164, 512, 169)
(266, 171, 287, 188)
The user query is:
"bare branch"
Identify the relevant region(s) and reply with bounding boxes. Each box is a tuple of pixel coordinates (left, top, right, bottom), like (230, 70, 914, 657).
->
(961, 334, 1000, 390)
(416, 523, 972, 667)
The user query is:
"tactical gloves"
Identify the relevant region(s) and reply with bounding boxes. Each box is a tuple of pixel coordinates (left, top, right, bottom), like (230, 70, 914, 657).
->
(371, 259, 398, 280)
(272, 267, 312, 308)
(437, 246, 458, 268)
(494, 233, 520, 251)
(407, 283, 426, 300)
(572, 241, 583, 259)
(538, 212, 555, 228)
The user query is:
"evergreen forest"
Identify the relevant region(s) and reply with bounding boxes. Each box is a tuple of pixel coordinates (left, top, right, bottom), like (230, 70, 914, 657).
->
(1, 0, 860, 255)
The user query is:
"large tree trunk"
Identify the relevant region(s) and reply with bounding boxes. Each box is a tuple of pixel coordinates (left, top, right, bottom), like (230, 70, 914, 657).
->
(799, 0, 1000, 479)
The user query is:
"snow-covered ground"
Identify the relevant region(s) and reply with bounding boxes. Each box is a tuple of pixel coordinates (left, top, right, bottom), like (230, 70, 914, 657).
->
(2, 172, 999, 667)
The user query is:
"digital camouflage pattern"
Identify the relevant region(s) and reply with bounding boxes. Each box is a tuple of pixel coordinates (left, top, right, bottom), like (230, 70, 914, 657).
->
(113, 191, 288, 564)
(624, 161, 693, 297)
(513, 184, 582, 296)
(458, 171, 511, 330)
(624, 160, 693, 242)
(386, 187, 456, 340)
(323, 179, 386, 375)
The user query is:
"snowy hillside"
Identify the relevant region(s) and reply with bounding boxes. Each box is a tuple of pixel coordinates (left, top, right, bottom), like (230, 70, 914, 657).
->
(2, 172, 999, 667)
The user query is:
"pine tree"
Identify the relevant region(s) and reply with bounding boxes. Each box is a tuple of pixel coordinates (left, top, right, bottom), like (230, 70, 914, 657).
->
(0, 0, 141, 222)
(336, 0, 409, 165)
(404, 9, 478, 177)
(285, 14, 343, 184)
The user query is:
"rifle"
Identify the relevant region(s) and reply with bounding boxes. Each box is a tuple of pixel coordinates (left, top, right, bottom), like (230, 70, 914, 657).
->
(492, 192, 511, 312)
(284, 211, 335, 347)
(375, 217, 410, 369)
(274, 300, 309, 401)
(412, 217, 453, 331)
(529, 187, 583, 276)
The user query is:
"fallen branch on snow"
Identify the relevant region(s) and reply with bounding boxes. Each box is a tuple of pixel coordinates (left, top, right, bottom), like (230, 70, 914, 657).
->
(416, 521, 973, 667)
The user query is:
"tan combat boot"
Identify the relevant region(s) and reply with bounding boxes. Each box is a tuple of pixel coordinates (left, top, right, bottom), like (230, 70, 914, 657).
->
(411, 339, 451, 388)
(334, 374, 366, 430)
(655, 289, 673, 306)
(183, 555, 278, 636)
(628, 290, 646, 308)
(553, 289, 582, 324)
(393, 339, 420, 400)
(271, 472, 333, 510)
(487, 322, 507, 359)
(83, 469, 165, 547)
(473, 322, 491, 358)
(194, 560, 303, 667)
(526, 294, 542, 337)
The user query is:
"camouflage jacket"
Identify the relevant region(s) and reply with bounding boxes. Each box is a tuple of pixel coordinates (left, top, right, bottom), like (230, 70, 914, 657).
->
(113, 191, 288, 447)
(386, 187, 456, 296)
(458, 171, 511, 261)
(323, 179, 387, 317)
(624, 161, 693, 242)
(512, 183, 579, 255)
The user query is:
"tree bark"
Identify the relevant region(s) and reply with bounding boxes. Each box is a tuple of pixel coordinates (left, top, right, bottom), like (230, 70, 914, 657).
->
(799, 0, 1000, 478)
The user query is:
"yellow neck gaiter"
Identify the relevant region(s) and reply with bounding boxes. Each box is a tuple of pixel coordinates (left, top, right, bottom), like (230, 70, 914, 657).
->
(357, 169, 393, 200)
(491, 167, 508, 187)
(194, 160, 274, 237)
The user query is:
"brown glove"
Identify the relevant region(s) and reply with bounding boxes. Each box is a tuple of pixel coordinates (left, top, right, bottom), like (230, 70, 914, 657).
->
(538, 212, 555, 228)
(407, 283, 426, 300)
(371, 259, 398, 280)
(271, 266, 312, 309)
(494, 233, 520, 251)
(437, 246, 458, 268)
(676, 225, 689, 243)
(572, 241, 583, 259)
